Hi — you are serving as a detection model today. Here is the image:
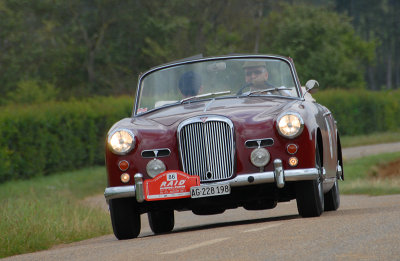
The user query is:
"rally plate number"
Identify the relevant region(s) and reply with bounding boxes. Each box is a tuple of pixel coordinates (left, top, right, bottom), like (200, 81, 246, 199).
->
(190, 184, 230, 198)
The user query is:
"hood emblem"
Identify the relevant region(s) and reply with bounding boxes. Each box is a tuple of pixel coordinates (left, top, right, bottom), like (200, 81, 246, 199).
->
(200, 117, 208, 123)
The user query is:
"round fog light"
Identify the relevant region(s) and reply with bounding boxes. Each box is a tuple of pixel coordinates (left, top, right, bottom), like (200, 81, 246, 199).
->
(250, 148, 270, 167)
(146, 159, 166, 178)
(288, 157, 298, 167)
(120, 173, 131, 183)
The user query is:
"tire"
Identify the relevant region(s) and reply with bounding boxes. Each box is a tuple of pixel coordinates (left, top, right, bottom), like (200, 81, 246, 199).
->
(109, 198, 141, 240)
(324, 178, 340, 211)
(148, 209, 175, 234)
(295, 143, 324, 217)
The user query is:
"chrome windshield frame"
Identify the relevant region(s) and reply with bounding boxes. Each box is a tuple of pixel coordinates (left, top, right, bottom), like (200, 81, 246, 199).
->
(133, 54, 303, 117)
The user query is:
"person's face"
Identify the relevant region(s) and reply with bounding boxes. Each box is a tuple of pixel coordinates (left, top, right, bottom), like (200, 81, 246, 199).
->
(245, 66, 268, 87)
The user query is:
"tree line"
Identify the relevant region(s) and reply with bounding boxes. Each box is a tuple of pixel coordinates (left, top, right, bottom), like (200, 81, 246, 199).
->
(0, 0, 398, 105)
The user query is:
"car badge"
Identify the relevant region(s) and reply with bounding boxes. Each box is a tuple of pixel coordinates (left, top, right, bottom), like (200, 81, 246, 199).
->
(200, 117, 208, 123)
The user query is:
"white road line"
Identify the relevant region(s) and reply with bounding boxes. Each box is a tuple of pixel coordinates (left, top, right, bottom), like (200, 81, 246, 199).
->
(242, 223, 281, 233)
(160, 237, 230, 255)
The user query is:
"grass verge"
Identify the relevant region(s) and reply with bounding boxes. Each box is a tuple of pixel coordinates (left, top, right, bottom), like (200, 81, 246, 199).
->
(341, 151, 400, 195)
(0, 166, 111, 258)
(341, 131, 400, 148)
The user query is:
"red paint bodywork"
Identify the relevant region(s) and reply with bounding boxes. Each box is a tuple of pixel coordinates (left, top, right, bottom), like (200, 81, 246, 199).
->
(106, 95, 338, 191)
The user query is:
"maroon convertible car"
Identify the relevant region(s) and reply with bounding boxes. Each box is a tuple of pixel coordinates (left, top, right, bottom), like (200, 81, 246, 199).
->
(104, 54, 344, 239)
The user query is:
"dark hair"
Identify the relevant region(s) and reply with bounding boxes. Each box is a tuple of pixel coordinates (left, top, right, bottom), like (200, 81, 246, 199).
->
(178, 71, 202, 97)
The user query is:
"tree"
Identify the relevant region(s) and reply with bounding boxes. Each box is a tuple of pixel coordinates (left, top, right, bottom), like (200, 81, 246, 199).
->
(259, 3, 375, 89)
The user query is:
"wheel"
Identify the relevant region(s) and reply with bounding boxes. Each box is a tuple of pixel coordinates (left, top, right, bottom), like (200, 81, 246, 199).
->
(109, 197, 141, 240)
(295, 143, 324, 217)
(148, 209, 175, 234)
(236, 83, 252, 95)
(324, 178, 340, 211)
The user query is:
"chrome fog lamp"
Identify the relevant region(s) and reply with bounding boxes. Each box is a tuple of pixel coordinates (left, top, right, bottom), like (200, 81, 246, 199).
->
(250, 148, 270, 167)
(277, 112, 304, 139)
(108, 129, 135, 155)
(146, 159, 166, 178)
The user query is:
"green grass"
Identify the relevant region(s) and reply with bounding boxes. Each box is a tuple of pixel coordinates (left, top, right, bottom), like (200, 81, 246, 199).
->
(0, 166, 111, 258)
(341, 131, 400, 148)
(340, 151, 400, 195)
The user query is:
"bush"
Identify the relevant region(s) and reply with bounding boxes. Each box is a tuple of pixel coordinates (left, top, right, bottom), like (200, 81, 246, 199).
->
(5, 80, 59, 105)
(314, 89, 400, 136)
(0, 96, 132, 183)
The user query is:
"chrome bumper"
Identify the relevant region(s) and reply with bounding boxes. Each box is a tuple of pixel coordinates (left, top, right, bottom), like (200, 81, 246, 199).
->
(104, 159, 322, 202)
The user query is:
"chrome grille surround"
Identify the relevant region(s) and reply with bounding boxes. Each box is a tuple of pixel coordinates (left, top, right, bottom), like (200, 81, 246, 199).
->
(178, 115, 235, 182)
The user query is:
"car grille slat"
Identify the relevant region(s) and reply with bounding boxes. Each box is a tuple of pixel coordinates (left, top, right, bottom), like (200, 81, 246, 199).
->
(178, 116, 234, 182)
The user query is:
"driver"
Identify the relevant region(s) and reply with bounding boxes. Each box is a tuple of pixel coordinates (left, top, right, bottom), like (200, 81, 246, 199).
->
(242, 61, 273, 91)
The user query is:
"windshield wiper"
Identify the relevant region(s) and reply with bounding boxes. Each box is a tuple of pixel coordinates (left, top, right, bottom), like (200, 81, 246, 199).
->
(180, 91, 231, 104)
(246, 87, 293, 96)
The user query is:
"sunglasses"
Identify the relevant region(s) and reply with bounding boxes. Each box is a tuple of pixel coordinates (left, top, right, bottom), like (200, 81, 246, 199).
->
(245, 69, 264, 77)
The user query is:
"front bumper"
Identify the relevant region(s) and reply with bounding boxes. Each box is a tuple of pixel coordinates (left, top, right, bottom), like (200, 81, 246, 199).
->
(104, 159, 323, 203)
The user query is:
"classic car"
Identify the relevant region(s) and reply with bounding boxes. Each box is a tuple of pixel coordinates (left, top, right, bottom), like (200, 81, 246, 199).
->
(104, 54, 344, 240)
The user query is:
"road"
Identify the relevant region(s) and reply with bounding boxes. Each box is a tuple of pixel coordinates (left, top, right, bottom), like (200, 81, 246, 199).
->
(3, 143, 400, 261)
(4, 194, 400, 261)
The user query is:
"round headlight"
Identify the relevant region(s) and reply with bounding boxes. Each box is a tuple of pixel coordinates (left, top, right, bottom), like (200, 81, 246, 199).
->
(250, 148, 270, 167)
(108, 129, 135, 155)
(277, 112, 304, 139)
(146, 159, 166, 178)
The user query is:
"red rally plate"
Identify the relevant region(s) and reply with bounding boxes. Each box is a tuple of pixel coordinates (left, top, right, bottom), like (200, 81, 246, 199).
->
(143, 170, 200, 201)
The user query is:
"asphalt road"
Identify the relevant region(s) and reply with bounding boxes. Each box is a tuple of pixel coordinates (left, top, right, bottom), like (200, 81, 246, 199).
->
(3, 143, 400, 261)
(4, 194, 400, 261)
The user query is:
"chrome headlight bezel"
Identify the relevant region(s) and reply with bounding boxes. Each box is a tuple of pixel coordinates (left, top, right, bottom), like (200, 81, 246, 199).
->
(107, 128, 136, 155)
(276, 112, 304, 139)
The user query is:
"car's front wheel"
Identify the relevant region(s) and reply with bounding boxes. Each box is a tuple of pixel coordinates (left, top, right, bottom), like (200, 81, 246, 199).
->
(295, 144, 324, 217)
(148, 209, 175, 234)
(324, 178, 340, 211)
(109, 198, 141, 240)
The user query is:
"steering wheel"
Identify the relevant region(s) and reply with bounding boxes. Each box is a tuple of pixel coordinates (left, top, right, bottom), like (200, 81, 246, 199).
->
(236, 83, 252, 95)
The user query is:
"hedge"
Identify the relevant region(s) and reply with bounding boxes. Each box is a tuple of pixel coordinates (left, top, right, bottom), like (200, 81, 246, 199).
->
(314, 89, 400, 136)
(0, 96, 132, 183)
(0, 90, 399, 183)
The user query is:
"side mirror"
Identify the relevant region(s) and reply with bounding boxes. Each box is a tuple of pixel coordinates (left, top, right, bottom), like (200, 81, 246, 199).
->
(303, 80, 319, 98)
(305, 79, 319, 91)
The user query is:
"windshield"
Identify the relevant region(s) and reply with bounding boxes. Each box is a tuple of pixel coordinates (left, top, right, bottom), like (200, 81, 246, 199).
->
(136, 57, 299, 115)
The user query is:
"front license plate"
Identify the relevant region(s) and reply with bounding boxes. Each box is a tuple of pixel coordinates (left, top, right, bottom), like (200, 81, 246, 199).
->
(190, 184, 231, 198)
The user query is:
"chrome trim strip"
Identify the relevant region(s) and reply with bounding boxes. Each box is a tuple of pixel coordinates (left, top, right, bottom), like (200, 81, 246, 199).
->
(245, 138, 274, 148)
(104, 186, 135, 201)
(141, 148, 171, 158)
(284, 168, 320, 181)
(323, 111, 332, 117)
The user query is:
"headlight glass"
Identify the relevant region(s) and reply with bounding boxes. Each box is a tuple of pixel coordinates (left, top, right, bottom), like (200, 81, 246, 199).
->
(108, 129, 135, 155)
(277, 113, 304, 139)
(146, 159, 166, 178)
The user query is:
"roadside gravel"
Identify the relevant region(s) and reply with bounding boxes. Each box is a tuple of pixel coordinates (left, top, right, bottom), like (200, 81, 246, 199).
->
(342, 142, 400, 160)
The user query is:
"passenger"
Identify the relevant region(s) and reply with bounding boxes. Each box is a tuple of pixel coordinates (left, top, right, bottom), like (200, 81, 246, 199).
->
(178, 71, 202, 98)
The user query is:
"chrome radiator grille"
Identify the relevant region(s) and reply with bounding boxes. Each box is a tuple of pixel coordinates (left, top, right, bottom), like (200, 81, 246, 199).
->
(178, 116, 235, 182)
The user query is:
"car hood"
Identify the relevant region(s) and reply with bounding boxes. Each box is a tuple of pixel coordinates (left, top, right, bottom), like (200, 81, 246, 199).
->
(133, 97, 299, 127)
